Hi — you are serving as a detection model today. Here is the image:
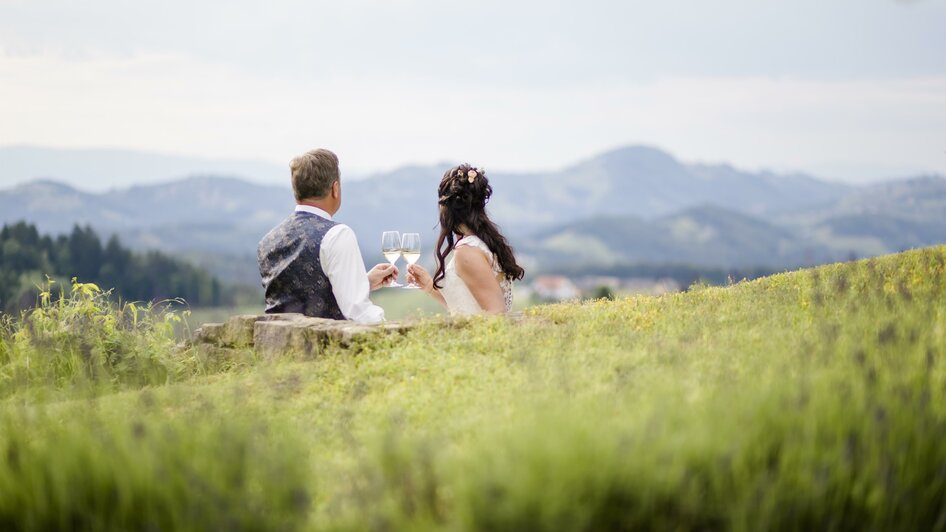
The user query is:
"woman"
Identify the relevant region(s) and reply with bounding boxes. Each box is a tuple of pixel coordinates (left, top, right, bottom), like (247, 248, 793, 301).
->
(407, 164, 525, 315)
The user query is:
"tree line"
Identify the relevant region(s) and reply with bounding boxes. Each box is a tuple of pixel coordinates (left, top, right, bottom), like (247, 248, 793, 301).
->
(0, 222, 232, 312)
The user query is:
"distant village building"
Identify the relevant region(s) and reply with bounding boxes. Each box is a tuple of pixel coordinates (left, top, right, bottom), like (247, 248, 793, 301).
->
(572, 276, 682, 297)
(531, 275, 581, 301)
(574, 276, 623, 292)
(529, 275, 682, 301)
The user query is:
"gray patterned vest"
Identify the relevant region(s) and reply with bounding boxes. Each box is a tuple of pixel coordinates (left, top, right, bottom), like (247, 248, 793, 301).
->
(257, 211, 346, 320)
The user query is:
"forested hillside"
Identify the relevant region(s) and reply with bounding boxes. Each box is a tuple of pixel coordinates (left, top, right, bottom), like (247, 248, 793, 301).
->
(0, 222, 239, 311)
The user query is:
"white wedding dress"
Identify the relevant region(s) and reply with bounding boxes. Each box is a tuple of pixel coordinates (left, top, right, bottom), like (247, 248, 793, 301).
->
(439, 235, 513, 316)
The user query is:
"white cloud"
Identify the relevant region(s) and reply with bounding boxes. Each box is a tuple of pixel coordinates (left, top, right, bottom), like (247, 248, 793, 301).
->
(1, 50, 945, 183)
(1, 0, 944, 185)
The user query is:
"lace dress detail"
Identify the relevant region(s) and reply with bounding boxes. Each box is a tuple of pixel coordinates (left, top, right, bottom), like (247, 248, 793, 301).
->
(439, 235, 514, 316)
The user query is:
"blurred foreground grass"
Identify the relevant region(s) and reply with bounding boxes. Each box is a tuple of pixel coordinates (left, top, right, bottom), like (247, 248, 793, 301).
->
(1, 247, 945, 530)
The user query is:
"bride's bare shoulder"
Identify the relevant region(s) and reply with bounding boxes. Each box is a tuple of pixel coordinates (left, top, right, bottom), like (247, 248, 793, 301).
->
(454, 244, 494, 273)
(456, 235, 490, 251)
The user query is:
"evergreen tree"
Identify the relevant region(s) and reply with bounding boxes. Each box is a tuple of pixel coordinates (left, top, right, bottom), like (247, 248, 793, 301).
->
(0, 222, 235, 313)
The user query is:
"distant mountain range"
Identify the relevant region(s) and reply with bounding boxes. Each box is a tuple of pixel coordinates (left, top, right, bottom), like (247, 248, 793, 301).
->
(1, 145, 944, 284)
(527, 206, 808, 268)
(0, 145, 287, 191)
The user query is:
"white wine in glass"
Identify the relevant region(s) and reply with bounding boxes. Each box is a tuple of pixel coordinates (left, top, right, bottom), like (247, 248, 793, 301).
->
(400, 232, 421, 289)
(381, 231, 403, 287)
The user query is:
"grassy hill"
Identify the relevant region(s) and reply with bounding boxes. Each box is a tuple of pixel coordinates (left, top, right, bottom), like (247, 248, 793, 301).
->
(1, 246, 945, 529)
(528, 174, 946, 269)
(528, 205, 822, 268)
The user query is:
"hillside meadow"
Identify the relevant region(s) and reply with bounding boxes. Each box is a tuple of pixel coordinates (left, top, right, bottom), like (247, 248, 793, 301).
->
(0, 246, 944, 530)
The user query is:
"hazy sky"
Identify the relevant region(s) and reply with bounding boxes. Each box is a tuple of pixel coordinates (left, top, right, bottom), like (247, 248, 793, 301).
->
(1, 0, 945, 184)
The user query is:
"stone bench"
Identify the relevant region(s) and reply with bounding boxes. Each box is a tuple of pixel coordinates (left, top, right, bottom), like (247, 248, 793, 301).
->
(192, 313, 417, 360)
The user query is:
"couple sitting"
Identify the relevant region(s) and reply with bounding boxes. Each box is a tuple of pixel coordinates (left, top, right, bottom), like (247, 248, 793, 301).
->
(257, 148, 525, 324)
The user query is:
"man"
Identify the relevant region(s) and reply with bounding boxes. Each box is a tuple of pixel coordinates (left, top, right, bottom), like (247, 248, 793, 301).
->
(258, 148, 395, 324)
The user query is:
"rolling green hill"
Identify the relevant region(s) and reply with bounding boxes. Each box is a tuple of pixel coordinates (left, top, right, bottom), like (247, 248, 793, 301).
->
(1, 245, 944, 529)
(527, 205, 829, 267)
(530, 175, 946, 268)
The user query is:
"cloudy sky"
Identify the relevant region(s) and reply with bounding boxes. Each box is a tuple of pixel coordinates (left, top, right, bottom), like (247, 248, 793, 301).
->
(1, 0, 944, 185)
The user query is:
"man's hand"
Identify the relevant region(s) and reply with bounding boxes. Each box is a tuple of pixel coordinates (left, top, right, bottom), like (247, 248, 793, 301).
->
(367, 263, 398, 291)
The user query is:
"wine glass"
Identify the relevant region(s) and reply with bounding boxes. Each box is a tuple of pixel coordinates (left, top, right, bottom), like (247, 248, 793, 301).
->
(381, 231, 403, 287)
(400, 233, 421, 289)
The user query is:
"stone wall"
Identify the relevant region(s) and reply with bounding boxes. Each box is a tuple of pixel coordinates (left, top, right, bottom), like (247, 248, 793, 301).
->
(192, 314, 416, 360)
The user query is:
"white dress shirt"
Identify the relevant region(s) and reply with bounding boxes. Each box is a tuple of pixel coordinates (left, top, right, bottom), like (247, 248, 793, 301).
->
(295, 205, 385, 324)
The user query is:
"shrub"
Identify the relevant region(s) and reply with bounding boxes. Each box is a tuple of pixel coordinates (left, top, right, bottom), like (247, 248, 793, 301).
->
(0, 278, 200, 396)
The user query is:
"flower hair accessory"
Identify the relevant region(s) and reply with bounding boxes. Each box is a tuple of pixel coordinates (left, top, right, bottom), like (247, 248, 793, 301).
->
(458, 166, 484, 184)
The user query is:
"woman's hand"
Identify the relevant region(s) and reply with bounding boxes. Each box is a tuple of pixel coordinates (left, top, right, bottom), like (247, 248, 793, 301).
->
(408, 264, 448, 308)
(407, 264, 435, 293)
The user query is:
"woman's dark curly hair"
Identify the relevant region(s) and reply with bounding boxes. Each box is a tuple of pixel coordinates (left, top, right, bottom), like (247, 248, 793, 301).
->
(432, 164, 525, 289)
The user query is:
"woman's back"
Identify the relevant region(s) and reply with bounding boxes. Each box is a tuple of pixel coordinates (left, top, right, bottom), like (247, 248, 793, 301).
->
(407, 163, 524, 315)
(439, 235, 513, 315)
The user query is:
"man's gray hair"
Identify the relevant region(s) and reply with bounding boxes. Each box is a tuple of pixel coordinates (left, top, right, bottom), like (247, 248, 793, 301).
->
(290, 148, 340, 201)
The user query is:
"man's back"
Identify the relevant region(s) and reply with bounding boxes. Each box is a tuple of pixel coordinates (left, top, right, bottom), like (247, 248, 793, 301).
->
(258, 211, 346, 319)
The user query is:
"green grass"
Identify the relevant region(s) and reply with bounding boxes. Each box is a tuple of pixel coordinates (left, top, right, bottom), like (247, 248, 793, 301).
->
(181, 287, 445, 333)
(2, 247, 945, 530)
(187, 283, 531, 329)
(357, 287, 447, 320)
